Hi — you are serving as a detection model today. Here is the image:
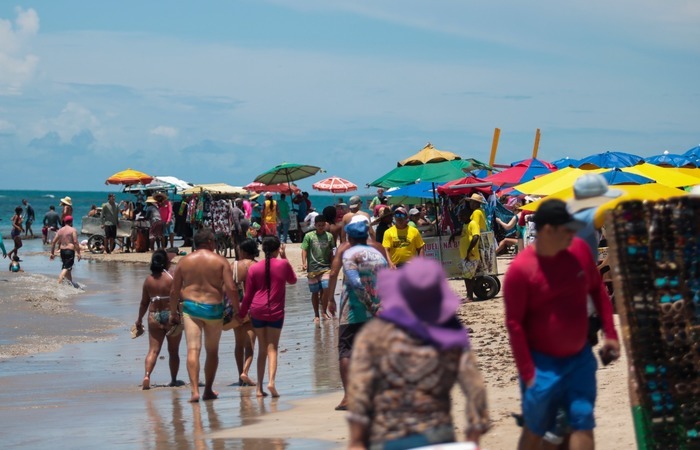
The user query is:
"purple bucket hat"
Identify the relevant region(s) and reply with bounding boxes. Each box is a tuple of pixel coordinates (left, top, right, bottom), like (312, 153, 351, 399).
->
(378, 257, 469, 350)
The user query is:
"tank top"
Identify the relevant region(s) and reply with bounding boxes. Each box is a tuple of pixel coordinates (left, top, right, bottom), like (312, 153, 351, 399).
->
(263, 200, 277, 224)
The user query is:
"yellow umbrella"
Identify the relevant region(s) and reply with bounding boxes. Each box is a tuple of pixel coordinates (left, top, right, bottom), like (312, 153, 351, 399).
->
(105, 168, 154, 186)
(621, 163, 700, 188)
(513, 167, 605, 196)
(399, 142, 461, 166)
(521, 184, 688, 228)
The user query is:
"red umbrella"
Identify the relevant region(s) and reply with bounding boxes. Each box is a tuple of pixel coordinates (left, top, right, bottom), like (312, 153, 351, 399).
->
(436, 176, 492, 196)
(312, 176, 357, 193)
(244, 181, 300, 195)
(483, 158, 557, 187)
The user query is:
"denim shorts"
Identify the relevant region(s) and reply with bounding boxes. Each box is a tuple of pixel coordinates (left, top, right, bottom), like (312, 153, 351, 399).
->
(520, 345, 597, 436)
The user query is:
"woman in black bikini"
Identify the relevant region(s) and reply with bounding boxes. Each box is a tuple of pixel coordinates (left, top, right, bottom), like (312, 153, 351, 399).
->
(226, 238, 259, 386)
(135, 249, 182, 389)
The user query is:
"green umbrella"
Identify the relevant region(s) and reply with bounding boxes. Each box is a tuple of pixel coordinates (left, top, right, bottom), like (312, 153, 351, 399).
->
(369, 159, 489, 188)
(253, 162, 323, 186)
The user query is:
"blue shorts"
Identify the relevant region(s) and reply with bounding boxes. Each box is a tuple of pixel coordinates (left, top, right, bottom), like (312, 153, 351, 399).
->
(520, 345, 597, 436)
(251, 317, 284, 329)
(163, 222, 174, 236)
(308, 271, 330, 293)
(182, 299, 224, 322)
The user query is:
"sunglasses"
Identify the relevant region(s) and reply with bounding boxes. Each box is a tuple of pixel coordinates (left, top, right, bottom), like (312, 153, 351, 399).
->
(394, 213, 407, 218)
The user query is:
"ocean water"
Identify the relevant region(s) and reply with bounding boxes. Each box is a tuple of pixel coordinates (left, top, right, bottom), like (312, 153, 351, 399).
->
(0, 189, 373, 238)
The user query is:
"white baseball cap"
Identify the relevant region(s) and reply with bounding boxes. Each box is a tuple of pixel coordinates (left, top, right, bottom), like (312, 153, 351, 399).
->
(568, 173, 621, 213)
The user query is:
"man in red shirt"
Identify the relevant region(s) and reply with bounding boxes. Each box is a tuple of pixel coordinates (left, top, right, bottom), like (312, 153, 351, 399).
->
(504, 199, 620, 450)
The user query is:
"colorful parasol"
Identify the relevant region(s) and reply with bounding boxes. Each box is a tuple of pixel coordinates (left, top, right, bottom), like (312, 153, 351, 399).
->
(312, 176, 357, 193)
(244, 181, 301, 195)
(482, 158, 557, 188)
(105, 168, 154, 186)
(253, 162, 322, 186)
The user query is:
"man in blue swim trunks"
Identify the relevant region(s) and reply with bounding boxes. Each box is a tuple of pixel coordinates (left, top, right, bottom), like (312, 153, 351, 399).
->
(170, 228, 240, 402)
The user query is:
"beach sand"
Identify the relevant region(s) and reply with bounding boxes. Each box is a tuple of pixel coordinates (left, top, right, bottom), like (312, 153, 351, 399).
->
(3, 241, 635, 449)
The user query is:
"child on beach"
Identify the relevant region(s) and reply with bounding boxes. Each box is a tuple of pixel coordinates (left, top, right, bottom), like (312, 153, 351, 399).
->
(9, 255, 23, 272)
(238, 236, 297, 398)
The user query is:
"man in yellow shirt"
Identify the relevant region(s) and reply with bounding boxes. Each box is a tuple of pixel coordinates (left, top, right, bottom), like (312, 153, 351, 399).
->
(468, 193, 488, 231)
(458, 208, 483, 302)
(381, 207, 425, 268)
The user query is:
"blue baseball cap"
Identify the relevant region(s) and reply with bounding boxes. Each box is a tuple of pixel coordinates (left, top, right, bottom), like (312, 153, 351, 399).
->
(345, 220, 369, 239)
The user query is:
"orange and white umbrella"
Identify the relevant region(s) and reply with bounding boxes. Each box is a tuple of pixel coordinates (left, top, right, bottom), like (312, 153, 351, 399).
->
(312, 176, 357, 193)
(105, 168, 154, 186)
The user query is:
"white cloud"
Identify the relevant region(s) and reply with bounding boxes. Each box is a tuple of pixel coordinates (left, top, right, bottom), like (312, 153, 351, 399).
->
(34, 102, 102, 144)
(0, 118, 16, 135)
(150, 125, 179, 138)
(0, 7, 39, 94)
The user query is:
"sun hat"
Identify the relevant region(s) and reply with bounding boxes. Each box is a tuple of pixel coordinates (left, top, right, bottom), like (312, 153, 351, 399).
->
(60, 196, 73, 206)
(378, 257, 470, 350)
(345, 220, 369, 239)
(533, 199, 585, 231)
(145, 196, 157, 204)
(349, 195, 362, 210)
(63, 215, 73, 223)
(469, 193, 486, 204)
(567, 173, 622, 213)
(408, 208, 420, 216)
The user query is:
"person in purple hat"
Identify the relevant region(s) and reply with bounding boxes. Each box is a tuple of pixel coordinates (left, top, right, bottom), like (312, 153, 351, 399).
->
(346, 257, 491, 449)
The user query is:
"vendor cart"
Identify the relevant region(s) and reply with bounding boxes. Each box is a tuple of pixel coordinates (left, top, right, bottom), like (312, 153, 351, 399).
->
(81, 215, 133, 254)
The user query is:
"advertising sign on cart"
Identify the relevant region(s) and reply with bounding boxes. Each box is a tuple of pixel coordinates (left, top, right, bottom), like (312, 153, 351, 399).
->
(423, 231, 498, 278)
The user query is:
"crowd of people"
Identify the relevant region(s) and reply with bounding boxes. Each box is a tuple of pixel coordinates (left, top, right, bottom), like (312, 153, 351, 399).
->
(118, 174, 630, 450)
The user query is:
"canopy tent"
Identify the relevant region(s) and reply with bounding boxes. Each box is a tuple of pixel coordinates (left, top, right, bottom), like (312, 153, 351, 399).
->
(482, 158, 557, 188)
(520, 184, 688, 228)
(181, 183, 248, 196)
(575, 151, 644, 169)
(123, 176, 193, 195)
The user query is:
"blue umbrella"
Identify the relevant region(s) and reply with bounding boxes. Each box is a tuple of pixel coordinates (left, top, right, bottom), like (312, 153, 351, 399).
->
(385, 181, 442, 204)
(683, 145, 700, 158)
(551, 157, 579, 169)
(599, 168, 654, 185)
(575, 151, 644, 169)
(644, 153, 697, 168)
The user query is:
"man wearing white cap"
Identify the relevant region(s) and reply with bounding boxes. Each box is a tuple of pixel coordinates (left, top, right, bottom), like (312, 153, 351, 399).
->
(341, 195, 375, 242)
(567, 173, 621, 259)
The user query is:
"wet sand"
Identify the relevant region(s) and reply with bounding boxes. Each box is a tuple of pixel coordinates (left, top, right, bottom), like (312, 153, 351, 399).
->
(0, 241, 635, 449)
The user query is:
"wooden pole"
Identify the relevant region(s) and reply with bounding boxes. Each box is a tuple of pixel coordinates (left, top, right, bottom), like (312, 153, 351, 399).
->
(532, 128, 541, 159)
(488, 128, 500, 175)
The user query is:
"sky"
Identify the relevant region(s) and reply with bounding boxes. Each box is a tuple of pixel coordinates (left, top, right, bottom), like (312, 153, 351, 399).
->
(0, 0, 699, 192)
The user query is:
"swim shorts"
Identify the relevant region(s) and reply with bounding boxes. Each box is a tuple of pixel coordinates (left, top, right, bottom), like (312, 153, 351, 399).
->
(460, 259, 484, 280)
(182, 299, 224, 322)
(520, 345, 597, 436)
(104, 225, 117, 239)
(338, 323, 365, 360)
(60, 249, 75, 270)
(307, 270, 330, 293)
(251, 317, 284, 329)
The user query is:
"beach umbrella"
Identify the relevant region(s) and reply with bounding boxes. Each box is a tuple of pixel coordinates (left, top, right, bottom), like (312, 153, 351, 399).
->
(105, 168, 154, 186)
(369, 159, 489, 188)
(312, 176, 357, 194)
(599, 168, 654, 185)
(683, 145, 700, 159)
(398, 142, 462, 166)
(621, 163, 700, 188)
(574, 151, 644, 169)
(385, 181, 442, 205)
(437, 176, 492, 197)
(253, 162, 322, 186)
(244, 181, 300, 195)
(482, 158, 557, 188)
(551, 157, 579, 169)
(644, 153, 696, 168)
(512, 167, 605, 196)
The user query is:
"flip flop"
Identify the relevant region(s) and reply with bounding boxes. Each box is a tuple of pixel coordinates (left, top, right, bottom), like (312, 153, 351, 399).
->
(131, 324, 144, 339)
(166, 322, 183, 337)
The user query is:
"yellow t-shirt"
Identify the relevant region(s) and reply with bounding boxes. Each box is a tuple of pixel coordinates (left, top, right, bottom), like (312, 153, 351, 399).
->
(459, 220, 481, 261)
(470, 208, 487, 232)
(382, 225, 425, 266)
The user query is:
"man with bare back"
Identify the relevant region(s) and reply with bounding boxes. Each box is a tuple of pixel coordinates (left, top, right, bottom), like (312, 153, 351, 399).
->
(169, 228, 240, 402)
(49, 215, 81, 286)
(340, 195, 375, 242)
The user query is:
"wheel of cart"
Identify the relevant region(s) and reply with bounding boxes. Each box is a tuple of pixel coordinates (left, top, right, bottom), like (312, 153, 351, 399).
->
(88, 235, 106, 254)
(473, 275, 500, 300)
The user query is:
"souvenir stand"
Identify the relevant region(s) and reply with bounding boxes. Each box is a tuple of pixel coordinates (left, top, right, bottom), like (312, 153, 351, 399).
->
(607, 196, 700, 449)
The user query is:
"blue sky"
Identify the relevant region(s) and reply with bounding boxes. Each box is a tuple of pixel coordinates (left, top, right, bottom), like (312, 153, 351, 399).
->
(1, 0, 698, 192)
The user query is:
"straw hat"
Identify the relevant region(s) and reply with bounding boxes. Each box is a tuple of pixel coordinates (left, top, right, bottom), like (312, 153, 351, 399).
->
(145, 196, 157, 204)
(153, 192, 168, 202)
(60, 196, 73, 206)
(469, 193, 486, 204)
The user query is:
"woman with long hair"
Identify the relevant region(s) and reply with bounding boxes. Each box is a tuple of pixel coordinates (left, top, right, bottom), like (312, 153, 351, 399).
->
(135, 249, 182, 389)
(238, 236, 297, 397)
(225, 238, 259, 386)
